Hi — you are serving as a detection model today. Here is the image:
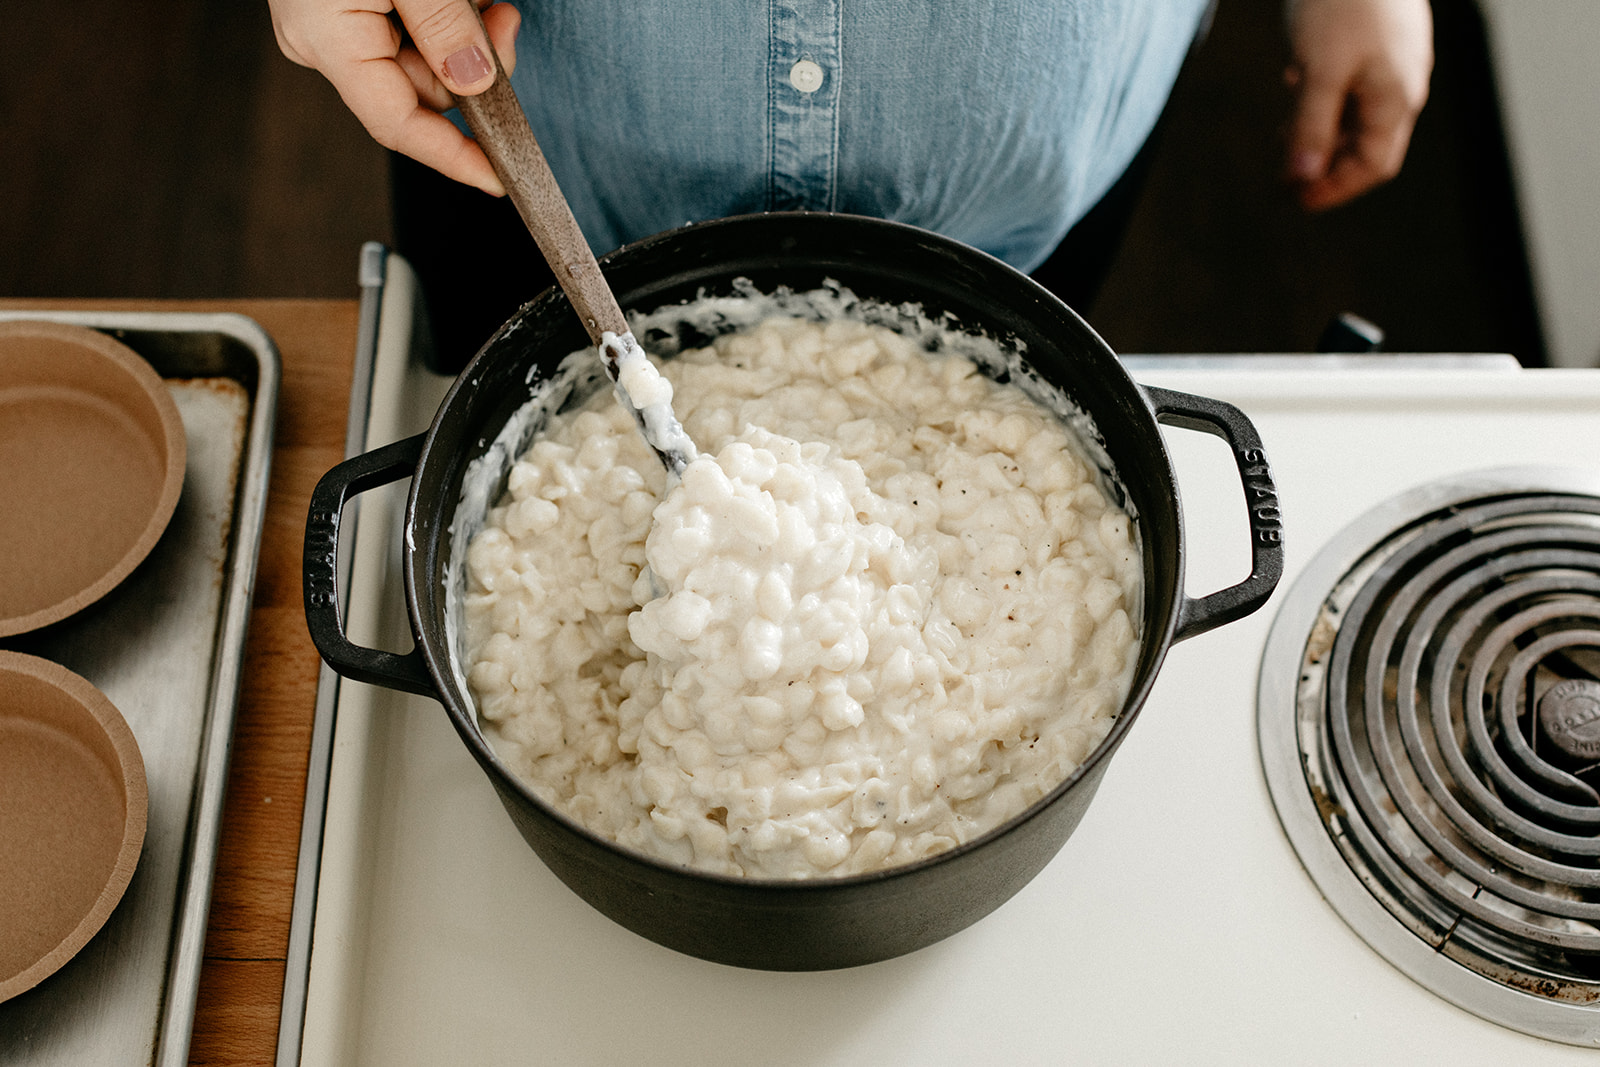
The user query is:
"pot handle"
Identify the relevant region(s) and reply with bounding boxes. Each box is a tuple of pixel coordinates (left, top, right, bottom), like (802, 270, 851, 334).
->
(303, 433, 437, 696)
(1143, 386, 1284, 642)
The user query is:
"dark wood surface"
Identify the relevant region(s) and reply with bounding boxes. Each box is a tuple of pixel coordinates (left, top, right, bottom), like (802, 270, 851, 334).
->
(0, 2, 390, 302)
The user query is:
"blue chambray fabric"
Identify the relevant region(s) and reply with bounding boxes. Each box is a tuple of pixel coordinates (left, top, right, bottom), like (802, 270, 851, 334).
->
(478, 0, 1210, 271)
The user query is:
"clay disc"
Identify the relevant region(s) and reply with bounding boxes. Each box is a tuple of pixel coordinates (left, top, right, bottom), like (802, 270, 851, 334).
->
(0, 320, 186, 636)
(0, 651, 148, 1002)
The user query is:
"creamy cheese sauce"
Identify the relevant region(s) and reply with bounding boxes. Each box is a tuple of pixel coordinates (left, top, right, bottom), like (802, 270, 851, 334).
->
(462, 314, 1141, 878)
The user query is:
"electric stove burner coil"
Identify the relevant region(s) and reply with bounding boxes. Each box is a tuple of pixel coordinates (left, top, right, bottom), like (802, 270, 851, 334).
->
(1328, 493, 1600, 954)
(1262, 474, 1600, 1044)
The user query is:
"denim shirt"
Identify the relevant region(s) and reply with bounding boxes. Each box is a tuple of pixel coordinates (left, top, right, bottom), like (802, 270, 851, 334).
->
(493, 0, 1211, 271)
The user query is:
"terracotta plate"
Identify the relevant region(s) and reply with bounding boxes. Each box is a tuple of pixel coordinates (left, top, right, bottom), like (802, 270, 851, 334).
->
(0, 321, 186, 636)
(0, 651, 148, 1002)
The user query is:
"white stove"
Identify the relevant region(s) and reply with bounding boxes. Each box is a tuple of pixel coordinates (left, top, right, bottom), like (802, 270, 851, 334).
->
(278, 248, 1600, 1064)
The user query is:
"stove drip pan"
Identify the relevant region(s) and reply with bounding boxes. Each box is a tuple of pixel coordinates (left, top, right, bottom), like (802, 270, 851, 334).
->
(1260, 468, 1600, 1046)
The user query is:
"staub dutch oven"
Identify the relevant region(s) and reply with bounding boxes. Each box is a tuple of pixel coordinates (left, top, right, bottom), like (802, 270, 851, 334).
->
(304, 212, 1283, 970)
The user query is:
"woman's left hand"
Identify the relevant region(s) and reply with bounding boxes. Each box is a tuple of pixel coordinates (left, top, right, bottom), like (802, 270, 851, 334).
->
(1284, 0, 1434, 211)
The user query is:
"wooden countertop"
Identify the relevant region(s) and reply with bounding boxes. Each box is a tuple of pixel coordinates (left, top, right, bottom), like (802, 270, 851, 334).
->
(0, 297, 358, 1066)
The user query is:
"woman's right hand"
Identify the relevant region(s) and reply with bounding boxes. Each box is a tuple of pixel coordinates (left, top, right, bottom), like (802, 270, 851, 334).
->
(269, 0, 521, 196)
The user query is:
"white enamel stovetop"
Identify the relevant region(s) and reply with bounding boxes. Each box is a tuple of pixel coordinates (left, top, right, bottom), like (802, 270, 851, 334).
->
(283, 253, 1600, 1065)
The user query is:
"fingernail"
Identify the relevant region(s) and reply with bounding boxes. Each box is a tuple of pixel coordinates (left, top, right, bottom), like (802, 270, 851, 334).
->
(444, 45, 492, 86)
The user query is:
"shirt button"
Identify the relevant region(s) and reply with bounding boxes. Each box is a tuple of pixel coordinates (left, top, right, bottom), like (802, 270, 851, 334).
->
(789, 59, 825, 94)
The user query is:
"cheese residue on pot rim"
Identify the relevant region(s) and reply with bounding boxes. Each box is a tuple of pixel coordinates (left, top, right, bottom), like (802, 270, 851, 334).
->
(459, 307, 1141, 879)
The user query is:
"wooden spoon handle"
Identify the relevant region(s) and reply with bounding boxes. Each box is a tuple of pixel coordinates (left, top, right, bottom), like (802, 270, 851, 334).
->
(454, 53, 627, 344)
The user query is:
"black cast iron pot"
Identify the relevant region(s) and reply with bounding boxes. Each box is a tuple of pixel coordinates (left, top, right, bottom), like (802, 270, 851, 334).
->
(304, 212, 1283, 971)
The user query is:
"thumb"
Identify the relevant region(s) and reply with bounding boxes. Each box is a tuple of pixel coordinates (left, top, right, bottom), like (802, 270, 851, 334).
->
(1286, 66, 1346, 180)
(395, 0, 499, 97)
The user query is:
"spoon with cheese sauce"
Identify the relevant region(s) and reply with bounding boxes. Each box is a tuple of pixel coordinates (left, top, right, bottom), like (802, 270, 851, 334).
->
(452, 39, 697, 477)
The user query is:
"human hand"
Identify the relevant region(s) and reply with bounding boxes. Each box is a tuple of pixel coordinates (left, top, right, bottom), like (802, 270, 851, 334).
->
(270, 0, 521, 196)
(1284, 0, 1433, 211)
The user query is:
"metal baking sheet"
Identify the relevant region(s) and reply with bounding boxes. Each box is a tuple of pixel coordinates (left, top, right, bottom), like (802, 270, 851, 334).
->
(0, 310, 278, 1066)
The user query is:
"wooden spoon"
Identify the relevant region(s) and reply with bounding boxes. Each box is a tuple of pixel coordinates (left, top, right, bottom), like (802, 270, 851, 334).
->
(453, 46, 696, 475)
